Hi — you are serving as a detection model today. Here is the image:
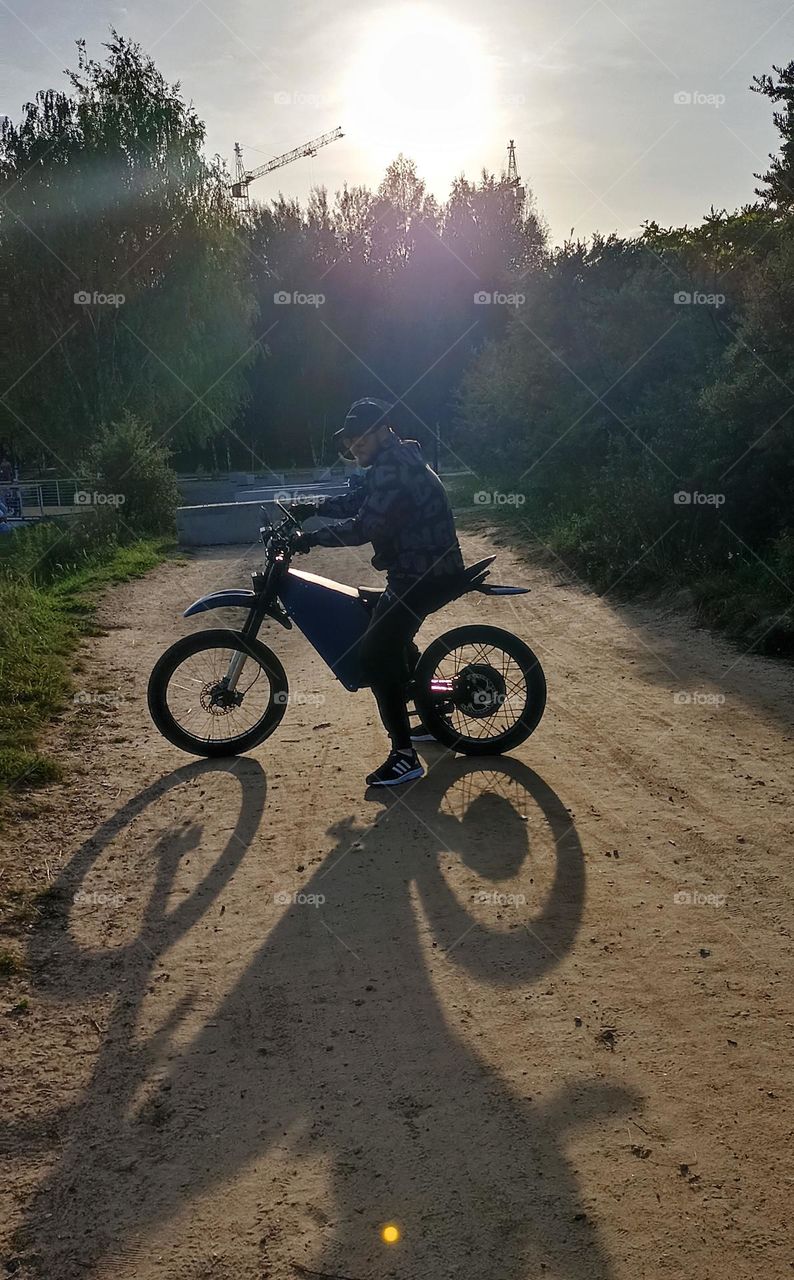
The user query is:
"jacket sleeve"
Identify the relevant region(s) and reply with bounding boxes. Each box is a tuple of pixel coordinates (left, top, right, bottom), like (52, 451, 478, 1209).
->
(314, 485, 365, 519)
(310, 459, 413, 548)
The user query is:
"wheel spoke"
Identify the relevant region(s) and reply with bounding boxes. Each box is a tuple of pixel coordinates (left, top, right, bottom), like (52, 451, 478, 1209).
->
(163, 642, 281, 746)
(427, 636, 532, 744)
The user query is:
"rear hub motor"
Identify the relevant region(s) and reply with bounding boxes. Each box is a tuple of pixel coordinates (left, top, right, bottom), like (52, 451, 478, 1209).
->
(454, 663, 508, 718)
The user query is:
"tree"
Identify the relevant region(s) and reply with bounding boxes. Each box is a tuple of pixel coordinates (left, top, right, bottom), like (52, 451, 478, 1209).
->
(751, 60, 794, 211)
(0, 31, 254, 466)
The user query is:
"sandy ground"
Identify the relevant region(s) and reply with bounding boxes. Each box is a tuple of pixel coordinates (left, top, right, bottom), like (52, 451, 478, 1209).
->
(1, 529, 793, 1280)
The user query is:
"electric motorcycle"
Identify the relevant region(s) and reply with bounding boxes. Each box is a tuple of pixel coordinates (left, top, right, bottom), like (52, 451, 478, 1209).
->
(147, 503, 546, 758)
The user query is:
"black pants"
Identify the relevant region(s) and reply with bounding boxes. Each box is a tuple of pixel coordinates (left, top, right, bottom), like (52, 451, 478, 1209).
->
(358, 577, 457, 751)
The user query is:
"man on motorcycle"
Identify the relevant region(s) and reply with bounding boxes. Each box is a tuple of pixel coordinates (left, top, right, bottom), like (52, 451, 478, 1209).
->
(291, 398, 465, 787)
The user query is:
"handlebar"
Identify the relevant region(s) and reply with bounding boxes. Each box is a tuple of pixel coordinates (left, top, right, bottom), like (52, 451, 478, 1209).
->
(259, 502, 307, 559)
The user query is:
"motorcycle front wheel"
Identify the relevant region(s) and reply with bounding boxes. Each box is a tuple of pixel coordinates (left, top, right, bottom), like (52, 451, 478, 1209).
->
(413, 624, 546, 756)
(147, 628, 289, 757)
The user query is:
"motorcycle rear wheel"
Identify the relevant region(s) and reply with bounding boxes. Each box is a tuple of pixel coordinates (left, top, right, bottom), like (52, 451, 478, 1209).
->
(413, 624, 546, 755)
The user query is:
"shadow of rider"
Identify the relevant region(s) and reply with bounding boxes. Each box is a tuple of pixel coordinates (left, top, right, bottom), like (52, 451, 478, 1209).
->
(13, 755, 639, 1280)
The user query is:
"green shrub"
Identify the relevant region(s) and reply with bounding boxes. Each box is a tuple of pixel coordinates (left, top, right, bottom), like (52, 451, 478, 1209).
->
(82, 412, 180, 535)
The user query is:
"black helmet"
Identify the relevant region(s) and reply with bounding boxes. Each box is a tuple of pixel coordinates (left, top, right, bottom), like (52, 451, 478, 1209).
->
(332, 397, 394, 450)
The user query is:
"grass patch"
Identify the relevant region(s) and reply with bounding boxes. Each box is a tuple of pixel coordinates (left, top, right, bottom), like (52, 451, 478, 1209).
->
(0, 949, 22, 979)
(450, 478, 794, 656)
(0, 522, 171, 797)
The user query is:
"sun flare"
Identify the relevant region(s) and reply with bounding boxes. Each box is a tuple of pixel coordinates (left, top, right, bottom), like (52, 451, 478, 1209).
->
(342, 6, 496, 190)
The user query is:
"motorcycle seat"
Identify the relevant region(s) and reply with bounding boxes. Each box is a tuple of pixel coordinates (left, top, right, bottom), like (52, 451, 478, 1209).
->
(356, 556, 496, 610)
(461, 555, 496, 585)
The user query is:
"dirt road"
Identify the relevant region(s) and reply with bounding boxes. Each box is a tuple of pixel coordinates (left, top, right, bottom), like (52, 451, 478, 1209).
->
(2, 530, 792, 1280)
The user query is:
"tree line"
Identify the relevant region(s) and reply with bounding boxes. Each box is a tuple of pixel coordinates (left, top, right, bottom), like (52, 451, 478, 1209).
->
(1, 33, 792, 642)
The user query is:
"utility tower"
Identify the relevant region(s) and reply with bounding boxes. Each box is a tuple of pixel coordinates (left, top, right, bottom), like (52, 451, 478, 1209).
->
(504, 139, 525, 206)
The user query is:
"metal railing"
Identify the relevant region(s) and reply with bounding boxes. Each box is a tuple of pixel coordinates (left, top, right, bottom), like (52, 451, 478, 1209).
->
(1, 479, 89, 518)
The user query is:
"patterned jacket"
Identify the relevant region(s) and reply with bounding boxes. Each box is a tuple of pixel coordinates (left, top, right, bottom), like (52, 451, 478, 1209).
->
(308, 435, 464, 585)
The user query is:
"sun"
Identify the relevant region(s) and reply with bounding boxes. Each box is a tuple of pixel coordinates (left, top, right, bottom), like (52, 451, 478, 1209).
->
(342, 5, 496, 193)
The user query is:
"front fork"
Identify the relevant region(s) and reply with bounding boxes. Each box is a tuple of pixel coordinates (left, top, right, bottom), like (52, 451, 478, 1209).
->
(218, 605, 267, 694)
(222, 648, 250, 693)
(219, 567, 289, 695)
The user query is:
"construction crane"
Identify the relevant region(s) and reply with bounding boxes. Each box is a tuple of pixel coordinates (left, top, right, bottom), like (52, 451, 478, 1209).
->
(231, 126, 344, 216)
(504, 139, 525, 205)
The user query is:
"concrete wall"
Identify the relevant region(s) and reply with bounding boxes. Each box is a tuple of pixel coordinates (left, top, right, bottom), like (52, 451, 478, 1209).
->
(177, 468, 347, 508)
(177, 501, 265, 547)
(232, 480, 348, 504)
(176, 492, 346, 547)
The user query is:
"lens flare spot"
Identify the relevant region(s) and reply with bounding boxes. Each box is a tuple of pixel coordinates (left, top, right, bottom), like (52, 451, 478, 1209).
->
(381, 1223, 400, 1245)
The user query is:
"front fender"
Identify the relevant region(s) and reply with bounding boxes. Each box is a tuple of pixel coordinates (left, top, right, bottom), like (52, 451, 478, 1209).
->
(183, 589, 257, 617)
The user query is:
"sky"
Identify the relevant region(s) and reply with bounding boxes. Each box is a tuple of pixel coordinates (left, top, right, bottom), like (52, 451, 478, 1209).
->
(0, 0, 790, 244)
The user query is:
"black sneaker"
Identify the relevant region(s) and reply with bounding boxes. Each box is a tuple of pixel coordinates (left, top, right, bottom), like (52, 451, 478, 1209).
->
(410, 713, 453, 743)
(365, 749, 425, 787)
(409, 721, 436, 743)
